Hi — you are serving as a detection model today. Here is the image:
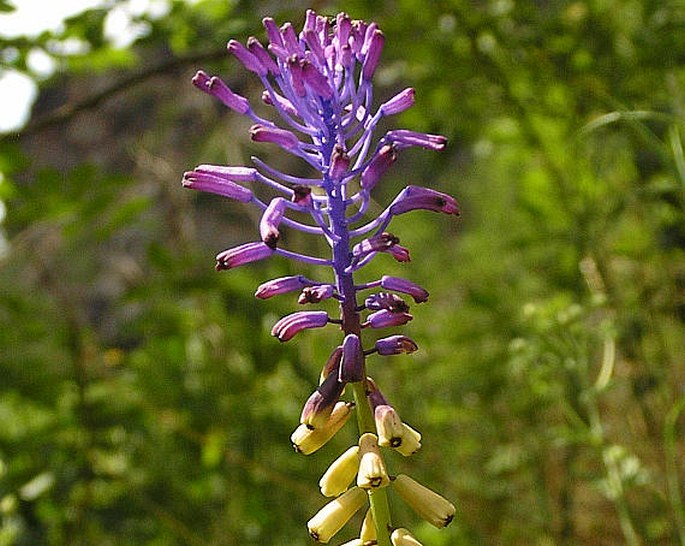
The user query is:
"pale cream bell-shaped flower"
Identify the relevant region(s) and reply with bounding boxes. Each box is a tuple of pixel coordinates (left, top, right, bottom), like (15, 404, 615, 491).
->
(360, 507, 377, 541)
(291, 401, 353, 455)
(319, 445, 360, 497)
(390, 527, 424, 546)
(307, 486, 367, 543)
(392, 423, 422, 456)
(374, 405, 404, 447)
(392, 474, 455, 528)
(357, 433, 390, 489)
(338, 540, 364, 546)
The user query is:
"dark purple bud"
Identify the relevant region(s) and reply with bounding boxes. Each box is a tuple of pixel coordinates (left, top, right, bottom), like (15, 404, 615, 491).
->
(362, 29, 384, 81)
(301, 370, 346, 429)
(339, 334, 364, 383)
(298, 285, 335, 304)
(320, 346, 343, 384)
(182, 170, 253, 203)
(255, 275, 317, 299)
(247, 36, 280, 74)
(227, 39, 267, 76)
(262, 90, 298, 117)
(380, 87, 415, 116)
(363, 309, 413, 329)
(366, 377, 389, 408)
(259, 197, 287, 248)
(390, 185, 460, 216)
(329, 145, 350, 179)
(216, 242, 274, 271)
(194, 164, 258, 182)
(263, 17, 284, 49)
(301, 59, 333, 99)
(271, 311, 330, 342)
(287, 55, 307, 97)
(191, 71, 251, 114)
(387, 244, 411, 262)
(250, 124, 300, 150)
(386, 130, 447, 151)
(380, 275, 429, 303)
(365, 293, 409, 313)
(292, 185, 313, 206)
(352, 232, 400, 258)
(375, 335, 418, 356)
(361, 145, 397, 191)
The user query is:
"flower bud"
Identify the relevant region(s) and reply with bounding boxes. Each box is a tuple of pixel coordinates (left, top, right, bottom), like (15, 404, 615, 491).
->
(352, 232, 400, 258)
(374, 404, 404, 448)
(392, 474, 456, 528)
(374, 335, 418, 355)
(250, 124, 300, 150)
(320, 346, 343, 384)
(291, 402, 353, 455)
(380, 87, 415, 116)
(292, 185, 313, 206)
(390, 185, 460, 216)
(360, 508, 377, 542)
(301, 59, 334, 99)
(215, 242, 273, 271)
(357, 433, 389, 489)
(363, 309, 413, 329)
(387, 243, 410, 262)
(271, 311, 329, 342)
(319, 445, 360, 497)
(298, 284, 335, 304)
(307, 486, 367, 543)
(361, 144, 397, 192)
(182, 170, 253, 203)
(380, 276, 429, 304)
(227, 39, 267, 76)
(393, 423, 422, 456)
(391, 528, 423, 546)
(329, 144, 350, 179)
(301, 371, 346, 429)
(362, 29, 384, 81)
(259, 197, 287, 248)
(255, 275, 316, 299)
(339, 333, 364, 383)
(246, 36, 279, 74)
(386, 130, 447, 151)
(191, 71, 251, 114)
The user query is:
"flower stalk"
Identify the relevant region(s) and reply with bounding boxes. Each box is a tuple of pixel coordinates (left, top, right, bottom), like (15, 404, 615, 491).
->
(183, 10, 458, 544)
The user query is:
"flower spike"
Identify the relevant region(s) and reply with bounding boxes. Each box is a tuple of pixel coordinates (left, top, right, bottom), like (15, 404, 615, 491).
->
(184, 10, 458, 544)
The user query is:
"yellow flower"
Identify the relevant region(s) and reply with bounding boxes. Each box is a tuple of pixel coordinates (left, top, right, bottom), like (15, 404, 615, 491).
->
(390, 527, 423, 546)
(393, 423, 422, 456)
(319, 445, 360, 497)
(360, 508, 377, 541)
(307, 486, 367, 543)
(291, 401, 353, 455)
(357, 433, 390, 489)
(392, 474, 455, 528)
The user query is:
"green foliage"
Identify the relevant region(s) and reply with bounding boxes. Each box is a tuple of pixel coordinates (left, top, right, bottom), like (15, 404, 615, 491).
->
(2, 0, 685, 544)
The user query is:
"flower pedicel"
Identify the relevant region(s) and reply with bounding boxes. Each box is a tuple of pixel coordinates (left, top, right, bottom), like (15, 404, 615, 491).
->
(183, 10, 458, 545)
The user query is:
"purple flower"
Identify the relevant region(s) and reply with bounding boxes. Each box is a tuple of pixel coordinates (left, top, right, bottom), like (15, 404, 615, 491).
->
(182, 11, 458, 543)
(215, 242, 273, 271)
(271, 310, 330, 342)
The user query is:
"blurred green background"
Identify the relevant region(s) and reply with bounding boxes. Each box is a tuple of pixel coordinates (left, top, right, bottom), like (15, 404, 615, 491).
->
(1, 0, 684, 544)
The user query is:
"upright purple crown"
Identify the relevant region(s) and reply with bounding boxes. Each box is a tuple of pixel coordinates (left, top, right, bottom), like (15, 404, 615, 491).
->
(183, 10, 458, 545)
